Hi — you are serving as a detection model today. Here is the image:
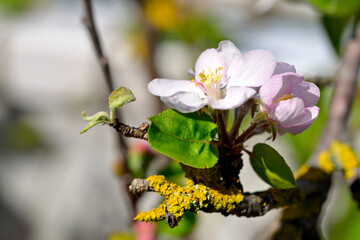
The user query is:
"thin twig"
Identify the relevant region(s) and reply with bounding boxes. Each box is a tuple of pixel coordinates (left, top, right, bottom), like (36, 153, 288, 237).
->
(234, 122, 258, 145)
(81, 0, 136, 216)
(111, 120, 149, 140)
(81, 0, 114, 93)
(309, 23, 360, 165)
(81, 0, 128, 155)
(81, 0, 130, 153)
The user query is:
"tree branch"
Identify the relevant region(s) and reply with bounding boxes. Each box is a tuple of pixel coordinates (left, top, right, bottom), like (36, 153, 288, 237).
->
(272, 168, 332, 239)
(269, 22, 360, 240)
(81, 0, 137, 216)
(129, 178, 153, 195)
(81, 0, 114, 93)
(111, 120, 149, 140)
(129, 176, 302, 219)
(81, 0, 129, 157)
(310, 23, 360, 165)
(130, 167, 331, 229)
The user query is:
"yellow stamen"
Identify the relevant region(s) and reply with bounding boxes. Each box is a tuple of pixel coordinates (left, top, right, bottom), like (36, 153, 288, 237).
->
(198, 67, 224, 85)
(193, 67, 224, 101)
(274, 93, 293, 103)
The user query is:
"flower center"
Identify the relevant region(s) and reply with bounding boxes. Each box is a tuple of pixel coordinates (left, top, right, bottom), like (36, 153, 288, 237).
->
(192, 67, 224, 101)
(274, 93, 293, 103)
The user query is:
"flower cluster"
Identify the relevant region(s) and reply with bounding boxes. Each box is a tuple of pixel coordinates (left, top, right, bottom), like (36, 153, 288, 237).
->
(148, 40, 320, 135)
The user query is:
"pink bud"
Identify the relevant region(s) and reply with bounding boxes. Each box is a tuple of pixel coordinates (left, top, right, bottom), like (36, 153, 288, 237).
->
(259, 72, 320, 135)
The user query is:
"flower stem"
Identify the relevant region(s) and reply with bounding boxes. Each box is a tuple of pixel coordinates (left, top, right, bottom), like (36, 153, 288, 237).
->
(230, 99, 254, 140)
(234, 122, 258, 145)
(216, 110, 230, 145)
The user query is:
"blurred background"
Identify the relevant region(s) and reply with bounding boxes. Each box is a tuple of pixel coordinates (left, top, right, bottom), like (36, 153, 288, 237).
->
(0, 0, 359, 239)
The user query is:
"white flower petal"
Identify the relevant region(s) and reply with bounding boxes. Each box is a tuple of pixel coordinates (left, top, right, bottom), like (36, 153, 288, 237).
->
(209, 86, 256, 110)
(227, 49, 277, 88)
(217, 40, 241, 66)
(195, 48, 227, 77)
(160, 92, 208, 113)
(148, 78, 203, 97)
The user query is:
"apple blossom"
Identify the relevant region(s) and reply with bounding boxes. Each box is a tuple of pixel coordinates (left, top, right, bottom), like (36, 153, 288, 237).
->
(259, 72, 320, 135)
(148, 40, 278, 113)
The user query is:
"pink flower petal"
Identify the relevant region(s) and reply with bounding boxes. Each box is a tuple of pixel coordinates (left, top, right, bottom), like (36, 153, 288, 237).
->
(259, 74, 283, 111)
(293, 81, 320, 108)
(217, 40, 241, 66)
(160, 92, 208, 113)
(209, 86, 256, 110)
(277, 106, 319, 135)
(148, 79, 203, 97)
(227, 49, 277, 88)
(270, 98, 307, 128)
(260, 72, 304, 111)
(273, 62, 296, 75)
(271, 73, 304, 102)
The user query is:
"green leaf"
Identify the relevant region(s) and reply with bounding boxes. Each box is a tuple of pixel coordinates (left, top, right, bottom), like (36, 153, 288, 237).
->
(250, 143, 296, 189)
(148, 109, 218, 169)
(80, 111, 111, 134)
(109, 87, 136, 121)
(306, 0, 360, 16)
(322, 14, 351, 55)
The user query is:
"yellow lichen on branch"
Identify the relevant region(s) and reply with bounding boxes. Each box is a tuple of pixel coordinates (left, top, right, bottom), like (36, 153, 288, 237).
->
(318, 140, 359, 179)
(295, 164, 310, 179)
(134, 203, 167, 222)
(134, 175, 244, 223)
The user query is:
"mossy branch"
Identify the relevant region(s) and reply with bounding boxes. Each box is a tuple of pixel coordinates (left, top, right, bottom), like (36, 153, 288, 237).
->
(129, 175, 303, 228)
